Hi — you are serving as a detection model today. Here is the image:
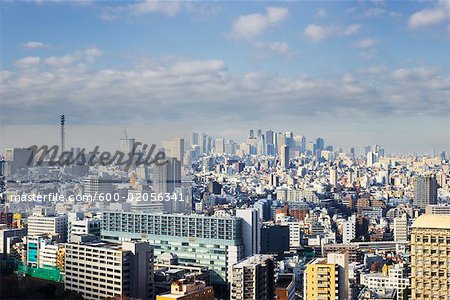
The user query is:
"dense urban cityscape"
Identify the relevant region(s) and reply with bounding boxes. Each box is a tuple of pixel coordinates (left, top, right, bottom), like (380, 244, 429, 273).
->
(1, 0, 450, 299)
(1, 127, 449, 299)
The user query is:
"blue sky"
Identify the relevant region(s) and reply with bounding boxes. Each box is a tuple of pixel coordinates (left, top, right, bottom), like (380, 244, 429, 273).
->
(1, 0, 449, 153)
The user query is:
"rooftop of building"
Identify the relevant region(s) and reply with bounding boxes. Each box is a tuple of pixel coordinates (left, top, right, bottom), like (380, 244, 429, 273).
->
(233, 254, 273, 268)
(412, 214, 450, 229)
(67, 240, 147, 252)
(275, 274, 295, 289)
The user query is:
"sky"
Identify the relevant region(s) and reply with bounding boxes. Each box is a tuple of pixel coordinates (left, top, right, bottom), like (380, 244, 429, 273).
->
(1, 0, 449, 154)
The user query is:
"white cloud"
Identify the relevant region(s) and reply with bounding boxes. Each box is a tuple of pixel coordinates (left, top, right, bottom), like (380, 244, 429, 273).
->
(304, 24, 361, 42)
(391, 67, 441, 81)
(254, 41, 296, 59)
(12, 47, 103, 69)
(170, 59, 226, 75)
(268, 42, 295, 57)
(84, 47, 104, 63)
(408, 0, 450, 28)
(358, 65, 387, 75)
(4, 52, 449, 127)
(304, 25, 331, 43)
(21, 41, 50, 49)
(44, 55, 77, 68)
(127, 1, 182, 17)
(100, 1, 219, 20)
(342, 24, 361, 36)
(14, 56, 41, 68)
(229, 7, 289, 40)
(315, 8, 327, 18)
(355, 38, 376, 48)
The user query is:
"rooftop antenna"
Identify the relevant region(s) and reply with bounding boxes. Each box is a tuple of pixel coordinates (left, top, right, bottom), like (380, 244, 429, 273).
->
(60, 114, 65, 153)
(124, 127, 128, 140)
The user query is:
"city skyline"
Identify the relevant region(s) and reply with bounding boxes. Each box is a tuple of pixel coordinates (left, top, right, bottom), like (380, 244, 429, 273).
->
(2, 2, 450, 300)
(0, 123, 448, 156)
(1, 1, 449, 153)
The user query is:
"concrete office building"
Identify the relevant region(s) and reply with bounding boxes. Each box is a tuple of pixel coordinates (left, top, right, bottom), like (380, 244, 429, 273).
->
(410, 214, 450, 300)
(152, 158, 181, 213)
(413, 174, 438, 210)
(235, 208, 260, 258)
(27, 208, 68, 242)
(230, 255, 275, 300)
(164, 137, 185, 165)
(101, 212, 244, 284)
(67, 215, 101, 243)
(65, 240, 154, 300)
(280, 145, 289, 169)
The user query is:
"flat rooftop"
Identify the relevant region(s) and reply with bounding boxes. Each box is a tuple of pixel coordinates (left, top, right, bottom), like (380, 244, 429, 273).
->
(412, 214, 450, 229)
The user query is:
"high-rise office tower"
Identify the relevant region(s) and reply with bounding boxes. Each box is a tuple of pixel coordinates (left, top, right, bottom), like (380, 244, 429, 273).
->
(285, 131, 294, 148)
(265, 130, 274, 145)
(315, 137, 325, 151)
(414, 174, 438, 210)
(410, 214, 450, 300)
(304, 252, 349, 300)
(257, 134, 265, 156)
(200, 133, 208, 154)
(236, 208, 260, 258)
(168, 137, 185, 165)
(300, 135, 306, 153)
(276, 133, 286, 155)
(191, 132, 199, 146)
(152, 158, 181, 213)
(230, 255, 274, 300)
(207, 136, 213, 153)
(248, 129, 254, 140)
(102, 212, 244, 284)
(65, 240, 154, 300)
(265, 130, 275, 156)
(215, 138, 225, 155)
(280, 145, 289, 169)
